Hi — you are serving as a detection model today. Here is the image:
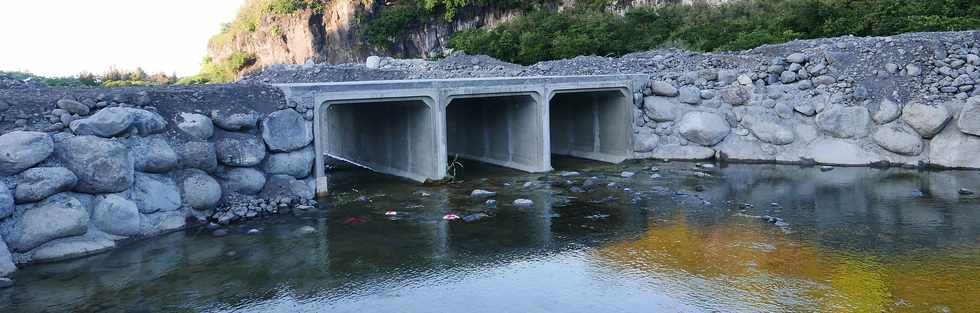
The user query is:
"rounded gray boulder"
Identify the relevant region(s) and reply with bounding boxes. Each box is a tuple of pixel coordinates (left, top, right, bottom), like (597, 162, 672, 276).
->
(177, 112, 214, 141)
(2, 193, 89, 252)
(181, 170, 222, 210)
(816, 106, 871, 139)
(92, 194, 141, 236)
(262, 109, 313, 152)
(263, 145, 314, 178)
(176, 141, 218, 173)
(69, 107, 135, 137)
(219, 167, 266, 195)
(0, 131, 54, 175)
(216, 134, 267, 167)
(14, 167, 78, 204)
(677, 111, 730, 146)
(211, 110, 261, 131)
(132, 136, 178, 173)
(902, 101, 951, 138)
(131, 173, 182, 214)
(872, 122, 924, 156)
(57, 136, 134, 194)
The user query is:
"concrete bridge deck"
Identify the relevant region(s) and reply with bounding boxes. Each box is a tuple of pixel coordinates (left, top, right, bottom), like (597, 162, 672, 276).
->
(275, 75, 647, 195)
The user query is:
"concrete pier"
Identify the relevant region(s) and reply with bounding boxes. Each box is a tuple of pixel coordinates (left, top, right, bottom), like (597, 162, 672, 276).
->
(276, 75, 646, 195)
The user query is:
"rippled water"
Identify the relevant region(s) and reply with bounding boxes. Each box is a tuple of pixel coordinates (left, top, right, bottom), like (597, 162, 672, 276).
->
(2, 158, 980, 312)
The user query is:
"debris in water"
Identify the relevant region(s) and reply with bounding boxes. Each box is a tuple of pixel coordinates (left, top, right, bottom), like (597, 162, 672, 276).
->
(344, 216, 368, 225)
(513, 198, 534, 208)
(463, 213, 489, 222)
(485, 199, 497, 209)
(620, 171, 635, 178)
(585, 214, 610, 220)
(442, 214, 461, 221)
(958, 188, 975, 195)
(385, 210, 398, 216)
(820, 166, 834, 172)
(559, 171, 581, 177)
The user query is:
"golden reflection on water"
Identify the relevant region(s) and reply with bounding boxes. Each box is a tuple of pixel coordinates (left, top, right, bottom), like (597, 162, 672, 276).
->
(592, 214, 980, 312)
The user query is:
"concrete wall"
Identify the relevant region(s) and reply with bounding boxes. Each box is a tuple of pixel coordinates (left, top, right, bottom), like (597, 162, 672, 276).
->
(550, 89, 632, 163)
(446, 94, 546, 173)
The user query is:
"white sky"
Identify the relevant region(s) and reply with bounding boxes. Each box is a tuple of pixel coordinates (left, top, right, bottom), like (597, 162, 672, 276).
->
(0, 0, 245, 77)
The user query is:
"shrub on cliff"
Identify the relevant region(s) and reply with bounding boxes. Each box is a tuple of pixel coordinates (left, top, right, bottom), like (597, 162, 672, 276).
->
(448, 0, 980, 65)
(178, 53, 257, 85)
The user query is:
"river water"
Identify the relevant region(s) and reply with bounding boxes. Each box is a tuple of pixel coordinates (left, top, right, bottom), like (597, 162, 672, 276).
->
(2, 158, 979, 312)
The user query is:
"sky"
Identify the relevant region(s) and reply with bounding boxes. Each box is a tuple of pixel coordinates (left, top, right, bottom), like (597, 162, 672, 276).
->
(0, 0, 244, 77)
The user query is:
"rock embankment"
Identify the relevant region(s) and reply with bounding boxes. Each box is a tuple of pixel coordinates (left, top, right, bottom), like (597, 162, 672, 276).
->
(0, 87, 318, 278)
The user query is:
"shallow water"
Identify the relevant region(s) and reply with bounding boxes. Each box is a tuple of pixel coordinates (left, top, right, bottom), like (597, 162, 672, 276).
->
(2, 158, 980, 312)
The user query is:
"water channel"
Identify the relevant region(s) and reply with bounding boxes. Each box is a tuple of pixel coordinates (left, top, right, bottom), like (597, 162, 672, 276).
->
(2, 158, 979, 312)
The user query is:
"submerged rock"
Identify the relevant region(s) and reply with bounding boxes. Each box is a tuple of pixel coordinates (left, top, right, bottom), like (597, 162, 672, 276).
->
(470, 189, 497, 198)
(513, 198, 534, 208)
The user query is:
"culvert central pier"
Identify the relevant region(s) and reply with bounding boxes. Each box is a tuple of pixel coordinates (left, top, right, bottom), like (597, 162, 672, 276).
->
(275, 75, 647, 196)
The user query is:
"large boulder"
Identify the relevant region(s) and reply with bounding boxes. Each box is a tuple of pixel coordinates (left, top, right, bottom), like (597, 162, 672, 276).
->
(69, 107, 167, 138)
(128, 109, 168, 135)
(633, 128, 659, 153)
(651, 81, 679, 97)
(807, 139, 876, 165)
(955, 97, 980, 136)
(211, 110, 261, 131)
(180, 170, 221, 210)
(176, 112, 214, 141)
(57, 99, 89, 115)
(264, 145, 315, 178)
(176, 141, 218, 173)
(261, 174, 314, 200)
(1, 193, 89, 252)
(262, 109, 313, 152)
(643, 97, 678, 122)
(26, 233, 115, 264)
(69, 107, 135, 137)
(131, 136, 178, 173)
(218, 167, 266, 195)
(57, 136, 134, 194)
(747, 120, 795, 145)
(676, 111, 730, 146)
(0, 182, 12, 219)
(131, 173, 182, 214)
(139, 210, 186, 236)
(929, 126, 980, 168)
(0, 131, 54, 175)
(815, 106, 871, 139)
(14, 167, 78, 203)
(902, 102, 951, 138)
(872, 123, 924, 156)
(872, 97, 902, 124)
(92, 194, 141, 236)
(215, 134, 267, 167)
(0, 236, 15, 277)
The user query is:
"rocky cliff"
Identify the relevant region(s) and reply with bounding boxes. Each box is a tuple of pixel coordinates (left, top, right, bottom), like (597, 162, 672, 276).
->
(205, 0, 728, 77)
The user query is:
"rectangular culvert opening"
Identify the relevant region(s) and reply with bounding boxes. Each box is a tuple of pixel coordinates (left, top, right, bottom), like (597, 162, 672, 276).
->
(445, 94, 547, 173)
(549, 89, 631, 163)
(323, 99, 436, 182)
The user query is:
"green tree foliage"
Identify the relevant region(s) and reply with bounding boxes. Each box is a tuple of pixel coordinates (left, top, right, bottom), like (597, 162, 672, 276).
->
(448, 0, 980, 65)
(178, 52, 257, 85)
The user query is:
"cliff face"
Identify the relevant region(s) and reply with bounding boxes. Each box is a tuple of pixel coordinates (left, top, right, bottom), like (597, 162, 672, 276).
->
(206, 0, 728, 76)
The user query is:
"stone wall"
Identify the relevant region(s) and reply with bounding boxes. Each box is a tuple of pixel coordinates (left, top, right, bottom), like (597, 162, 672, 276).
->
(628, 32, 980, 169)
(0, 89, 318, 278)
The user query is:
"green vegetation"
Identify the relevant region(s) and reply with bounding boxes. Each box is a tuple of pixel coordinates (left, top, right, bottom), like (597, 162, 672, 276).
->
(1, 69, 178, 88)
(448, 0, 980, 65)
(177, 52, 257, 85)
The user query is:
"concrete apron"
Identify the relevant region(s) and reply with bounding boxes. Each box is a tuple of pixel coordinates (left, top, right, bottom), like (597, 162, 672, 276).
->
(275, 75, 646, 196)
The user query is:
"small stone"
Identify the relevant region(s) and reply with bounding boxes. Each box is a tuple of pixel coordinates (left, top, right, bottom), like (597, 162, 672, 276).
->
(212, 229, 229, 237)
(820, 166, 834, 172)
(296, 226, 316, 234)
(470, 189, 496, 198)
(958, 188, 975, 195)
(247, 228, 262, 235)
(485, 199, 497, 208)
(620, 171, 635, 178)
(780, 71, 798, 84)
(678, 87, 701, 104)
(906, 64, 922, 76)
(513, 199, 534, 209)
(786, 53, 806, 64)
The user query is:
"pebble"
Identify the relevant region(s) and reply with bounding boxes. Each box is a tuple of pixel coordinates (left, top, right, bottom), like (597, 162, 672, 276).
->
(470, 189, 497, 198)
(485, 199, 497, 208)
(513, 199, 534, 208)
(247, 228, 261, 235)
(296, 226, 316, 234)
(820, 166, 835, 172)
(620, 171, 635, 178)
(212, 229, 229, 237)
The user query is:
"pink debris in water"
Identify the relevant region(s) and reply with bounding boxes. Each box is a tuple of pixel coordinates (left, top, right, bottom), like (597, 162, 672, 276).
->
(343, 216, 368, 225)
(442, 214, 460, 221)
(384, 210, 398, 216)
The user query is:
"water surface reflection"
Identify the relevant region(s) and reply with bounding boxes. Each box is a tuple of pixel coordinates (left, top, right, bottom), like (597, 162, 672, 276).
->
(2, 160, 979, 312)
